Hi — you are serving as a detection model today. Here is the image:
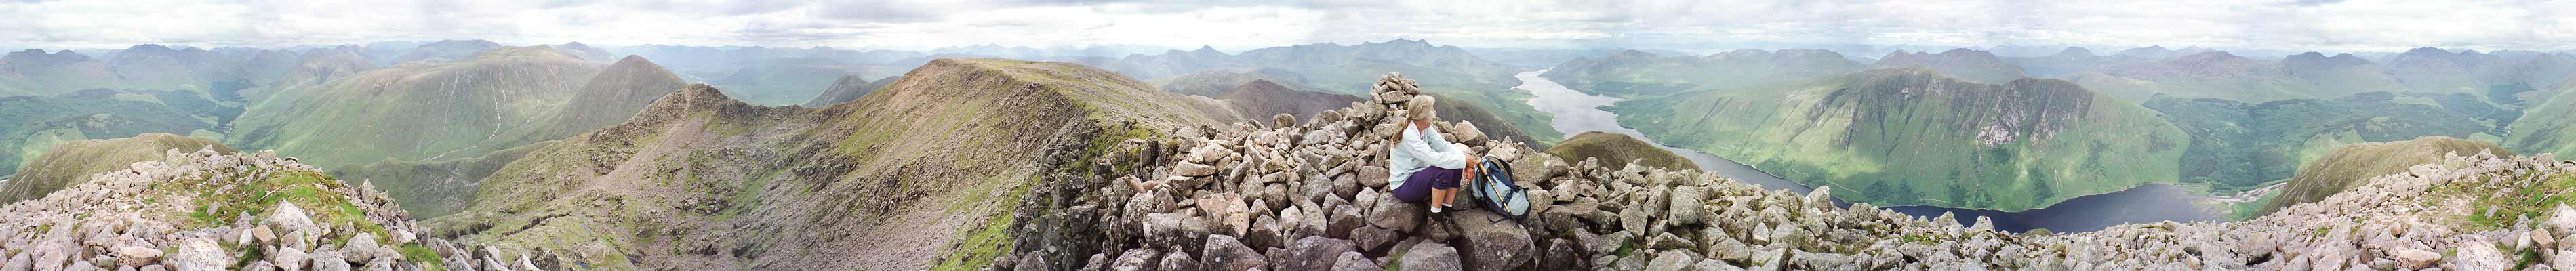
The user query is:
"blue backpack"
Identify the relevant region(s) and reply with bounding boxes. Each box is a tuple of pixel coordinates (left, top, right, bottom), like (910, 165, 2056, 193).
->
(1470, 155, 1530, 220)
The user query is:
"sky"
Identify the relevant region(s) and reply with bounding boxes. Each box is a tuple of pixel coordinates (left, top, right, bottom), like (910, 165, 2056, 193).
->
(0, 0, 2569, 53)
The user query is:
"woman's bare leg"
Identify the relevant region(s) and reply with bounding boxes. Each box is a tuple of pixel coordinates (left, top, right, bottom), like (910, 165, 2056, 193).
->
(1432, 188, 1450, 207)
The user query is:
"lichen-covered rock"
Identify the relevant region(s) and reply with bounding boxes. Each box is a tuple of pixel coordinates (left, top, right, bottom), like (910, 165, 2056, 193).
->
(1280, 236, 1358, 271)
(1111, 248, 1159, 271)
(1329, 251, 1378, 271)
(1175, 162, 1220, 177)
(1365, 191, 1422, 232)
(2449, 243, 2511, 270)
(168, 238, 231, 271)
(1453, 211, 1535, 271)
(113, 246, 163, 267)
(273, 247, 308, 271)
(1643, 250, 1699, 271)
(1156, 251, 1195, 271)
(1398, 243, 1464, 271)
(1200, 235, 1264, 271)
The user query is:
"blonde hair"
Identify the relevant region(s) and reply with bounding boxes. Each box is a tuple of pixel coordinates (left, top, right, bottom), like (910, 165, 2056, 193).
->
(1405, 96, 1437, 122)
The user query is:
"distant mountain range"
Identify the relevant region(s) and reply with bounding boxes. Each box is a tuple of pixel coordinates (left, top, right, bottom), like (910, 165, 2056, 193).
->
(1540, 49, 1862, 97)
(1091, 39, 1563, 144)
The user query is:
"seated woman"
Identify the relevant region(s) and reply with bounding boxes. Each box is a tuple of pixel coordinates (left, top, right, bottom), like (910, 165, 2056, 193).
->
(1385, 96, 1478, 213)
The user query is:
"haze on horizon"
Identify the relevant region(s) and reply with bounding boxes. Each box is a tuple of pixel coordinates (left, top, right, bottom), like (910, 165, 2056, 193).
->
(1, 0, 2569, 54)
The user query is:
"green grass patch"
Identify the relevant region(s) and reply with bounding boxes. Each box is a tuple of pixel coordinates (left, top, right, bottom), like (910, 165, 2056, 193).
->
(2459, 171, 2576, 230)
(927, 201, 1020, 271)
(1382, 251, 1405, 271)
(401, 243, 447, 271)
(177, 169, 393, 246)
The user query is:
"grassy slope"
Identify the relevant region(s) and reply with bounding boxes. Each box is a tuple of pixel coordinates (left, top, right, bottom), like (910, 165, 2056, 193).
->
(0, 133, 233, 203)
(1152, 70, 1314, 97)
(228, 47, 603, 167)
(1609, 68, 2187, 211)
(2147, 93, 2496, 192)
(2255, 136, 2508, 215)
(799, 75, 900, 107)
(0, 89, 237, 179)
(2505, 79, 2576, 157)
(708, 62, 862, 106)
(489, 55, 689, 146)
(1543, 131, 1697, 171)
(426, 58, 1234, 270)
(1213, 79, 1364, 123)
(329, 140, 554, 219)
(1425, 88, 1560, 146)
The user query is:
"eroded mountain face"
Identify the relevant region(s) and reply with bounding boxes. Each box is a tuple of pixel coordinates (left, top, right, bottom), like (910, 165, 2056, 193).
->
(1608, 68, 2185, 210)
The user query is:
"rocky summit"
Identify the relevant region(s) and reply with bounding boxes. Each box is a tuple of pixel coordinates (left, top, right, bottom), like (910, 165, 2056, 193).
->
(0, 148, 552, 271)
(1003, 72, 2576, 271)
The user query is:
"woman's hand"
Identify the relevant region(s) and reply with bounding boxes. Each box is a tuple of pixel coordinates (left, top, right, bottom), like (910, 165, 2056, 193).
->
(1463, 153, 1479, 177)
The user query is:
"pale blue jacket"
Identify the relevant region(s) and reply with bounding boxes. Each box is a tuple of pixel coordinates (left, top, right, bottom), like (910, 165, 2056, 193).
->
(1388, 121, 1468, 190)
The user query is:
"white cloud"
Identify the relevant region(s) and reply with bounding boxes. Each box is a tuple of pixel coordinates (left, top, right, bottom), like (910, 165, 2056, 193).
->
(0, 0, 2564, 52)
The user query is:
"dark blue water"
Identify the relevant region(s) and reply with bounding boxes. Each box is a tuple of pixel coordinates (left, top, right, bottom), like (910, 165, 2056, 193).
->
(1514, 70, 2222, 233)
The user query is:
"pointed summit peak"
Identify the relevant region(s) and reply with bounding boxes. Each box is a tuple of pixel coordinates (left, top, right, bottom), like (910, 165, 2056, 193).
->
(611, 55, 655, 66)
(2053, 47, 2095, 57)
(1194, 45, 1219, 54)
(125, 44, 174, 51)
(1610, 49, 1659, 59)
(668, 83, 735, 105)
(2403, 47, 2452, 55)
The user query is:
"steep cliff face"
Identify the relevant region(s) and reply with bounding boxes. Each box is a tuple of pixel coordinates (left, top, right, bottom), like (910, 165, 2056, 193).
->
(797, 75, 900, 107)
(1609, 68, 2186, 210)
(424, 58, 1241, 270)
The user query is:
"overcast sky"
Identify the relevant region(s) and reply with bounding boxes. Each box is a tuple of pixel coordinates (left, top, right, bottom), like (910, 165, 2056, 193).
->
(1, 0, 2568, 53)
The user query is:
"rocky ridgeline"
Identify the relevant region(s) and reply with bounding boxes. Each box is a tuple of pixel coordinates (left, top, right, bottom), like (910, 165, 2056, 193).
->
(0, 148, 559, 271)
(1008, 72, 2576, 271)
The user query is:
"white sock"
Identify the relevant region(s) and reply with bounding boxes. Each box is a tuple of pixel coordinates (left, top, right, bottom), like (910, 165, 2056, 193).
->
(1430, 206, 1443, 213)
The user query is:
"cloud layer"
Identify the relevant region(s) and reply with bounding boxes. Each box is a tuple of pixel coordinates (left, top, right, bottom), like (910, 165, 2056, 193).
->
(0, 0, 2566, 52)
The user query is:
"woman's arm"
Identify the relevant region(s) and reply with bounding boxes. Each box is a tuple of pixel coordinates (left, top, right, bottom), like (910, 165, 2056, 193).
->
(1401, 125, 1468, 169)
